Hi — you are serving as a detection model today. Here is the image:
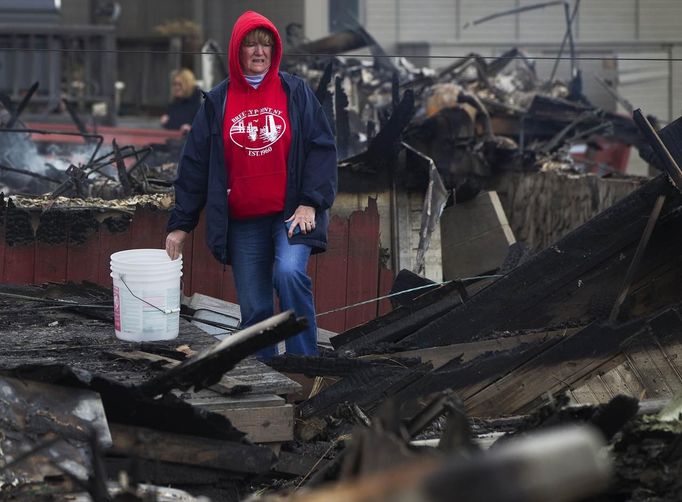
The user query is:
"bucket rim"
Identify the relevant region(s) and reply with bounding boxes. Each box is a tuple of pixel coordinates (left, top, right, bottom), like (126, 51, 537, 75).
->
(111, 248, 182, 264)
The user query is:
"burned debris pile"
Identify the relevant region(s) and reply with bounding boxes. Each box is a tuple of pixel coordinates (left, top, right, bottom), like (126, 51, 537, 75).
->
(284, 27, 643, 196)
(1, 83, 182, 200)
(254, 116, 682, 500)
(0, 283, 315, 500)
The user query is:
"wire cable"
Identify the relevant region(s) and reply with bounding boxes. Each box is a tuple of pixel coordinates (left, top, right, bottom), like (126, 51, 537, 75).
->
(0, 46, 680, 62)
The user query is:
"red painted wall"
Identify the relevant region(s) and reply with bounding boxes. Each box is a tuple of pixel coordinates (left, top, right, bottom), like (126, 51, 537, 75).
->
(0, 199, 392, 333)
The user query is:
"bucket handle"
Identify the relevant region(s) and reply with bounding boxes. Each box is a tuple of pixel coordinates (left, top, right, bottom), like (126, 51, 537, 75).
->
(118, 273, 181, 315)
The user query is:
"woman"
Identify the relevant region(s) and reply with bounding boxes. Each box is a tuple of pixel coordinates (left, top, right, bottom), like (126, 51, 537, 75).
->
(160, 68, 202, 132)
(165, 11, 337, 360)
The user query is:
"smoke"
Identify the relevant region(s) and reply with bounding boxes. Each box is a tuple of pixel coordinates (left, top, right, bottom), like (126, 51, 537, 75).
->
(0, 132, 100, 195)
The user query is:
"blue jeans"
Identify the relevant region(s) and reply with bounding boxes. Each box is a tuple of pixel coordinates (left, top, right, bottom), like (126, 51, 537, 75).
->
(228, 213, 318, 360)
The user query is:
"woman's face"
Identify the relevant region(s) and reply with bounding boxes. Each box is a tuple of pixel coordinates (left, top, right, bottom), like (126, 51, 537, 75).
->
(240, 33, 272, 76)
(172, 79, 184, 98)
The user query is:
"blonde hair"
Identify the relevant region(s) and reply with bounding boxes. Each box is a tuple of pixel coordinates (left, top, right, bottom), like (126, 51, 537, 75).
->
(242, 28, 274, 47)
(170, 68, 197, 99)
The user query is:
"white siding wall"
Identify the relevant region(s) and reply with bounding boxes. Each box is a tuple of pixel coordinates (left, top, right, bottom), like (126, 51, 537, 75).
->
(361, 0, 682, 48)
(364, 0, 399, 49)
(517, 0, 567, 42)
(397, 0, 457, 43)
(638, 0, 682, 41)
(577, 0, 637, 42)
(459, 0, 516, 42)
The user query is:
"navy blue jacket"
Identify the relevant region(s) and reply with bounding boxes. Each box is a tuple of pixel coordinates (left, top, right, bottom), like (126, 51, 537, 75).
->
(167, 73, 337, 264)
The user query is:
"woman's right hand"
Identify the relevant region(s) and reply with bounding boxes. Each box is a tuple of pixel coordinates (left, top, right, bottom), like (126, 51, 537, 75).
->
(165, 229, 188, 260)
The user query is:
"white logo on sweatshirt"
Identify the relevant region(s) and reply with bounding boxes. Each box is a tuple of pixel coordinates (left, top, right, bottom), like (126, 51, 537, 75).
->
(230, 107, 286, 156)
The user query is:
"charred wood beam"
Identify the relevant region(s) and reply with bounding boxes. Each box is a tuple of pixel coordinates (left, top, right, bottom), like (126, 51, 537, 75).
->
(2, 364, 247, 441)
(335, 76, 350, 159)
(365, 90, 415, 171)
(62, 97, 90, 136)
(136, 311, 306, 397)
(112, 139, 133, 196)
(331, 281, 465, 352)
(298, 363, 432, 420)
(388, 269, 438, 309)
(109, 423, 273, 475)
(633, 109, 682, 191)
(315, 60, 335, 135)
(638, 118, 673, 169)
(269, 354, 416, 378)
(5, 81, 38, 129)
(609, 194, 666, 323)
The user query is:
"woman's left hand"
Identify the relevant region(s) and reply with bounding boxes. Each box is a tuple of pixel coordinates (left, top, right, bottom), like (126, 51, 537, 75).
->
(286, 205, 316, 236)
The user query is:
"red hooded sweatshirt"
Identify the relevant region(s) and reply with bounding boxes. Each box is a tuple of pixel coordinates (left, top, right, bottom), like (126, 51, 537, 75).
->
(223, 11, 292, 219)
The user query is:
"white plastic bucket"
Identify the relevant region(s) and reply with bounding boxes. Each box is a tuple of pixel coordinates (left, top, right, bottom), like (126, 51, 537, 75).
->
(110, 249, 183, 342)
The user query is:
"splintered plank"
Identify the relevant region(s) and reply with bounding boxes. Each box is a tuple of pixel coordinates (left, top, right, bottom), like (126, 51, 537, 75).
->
(464, 319, 646, 417)
(224, 357, 302, 395)
(189, 212, 223, 299)
(34, 211, 68, 284)
(594, 366, 638, 399)
(205, 403, 294, 443)
(107, 350, 248, 395)
(135, 312, 306, 397)
(362, 329, 573, 370)
(345, 198, 380, 330)
(109, 423, 273, 474)
(314, 215, 349, 333)
(184, 390, 285, 410)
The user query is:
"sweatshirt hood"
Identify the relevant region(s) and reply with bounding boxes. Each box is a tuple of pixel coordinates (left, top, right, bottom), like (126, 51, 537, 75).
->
(228, 11, 282, 90)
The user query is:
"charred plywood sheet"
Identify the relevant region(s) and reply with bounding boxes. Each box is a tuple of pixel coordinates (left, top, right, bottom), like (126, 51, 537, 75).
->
(0, 376, 110, 488)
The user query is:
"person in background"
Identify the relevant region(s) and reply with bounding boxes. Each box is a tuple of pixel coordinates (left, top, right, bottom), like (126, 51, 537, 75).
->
(165, 11, 337, 360)
(160, 68, 202, 133)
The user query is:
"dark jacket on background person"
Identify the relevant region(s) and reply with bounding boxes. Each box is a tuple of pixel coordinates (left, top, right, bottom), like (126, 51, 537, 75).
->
(166, 73, 337, 264)
(163, 87, 202, 130)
